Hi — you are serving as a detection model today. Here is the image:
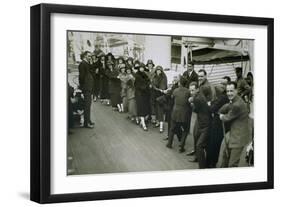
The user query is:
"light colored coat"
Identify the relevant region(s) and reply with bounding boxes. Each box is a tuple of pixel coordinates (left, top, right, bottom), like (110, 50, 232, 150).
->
(219, 95, 250, 148)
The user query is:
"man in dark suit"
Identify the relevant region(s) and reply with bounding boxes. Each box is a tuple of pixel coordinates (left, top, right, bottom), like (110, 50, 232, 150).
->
(166, 77, 191, 152)
(219, 81, 250, 167)
(182, 62, 198, 88)
(235, 67, 252, 100)
(188, 82, 212, 169)
(186, 69, 214, 157)
(78, 51, 94, 128)
(181, 63, 198, 154)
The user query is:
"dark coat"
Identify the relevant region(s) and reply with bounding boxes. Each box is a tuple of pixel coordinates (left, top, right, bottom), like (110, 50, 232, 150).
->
(171, 86, 191, 122)
(236, 77, 252, 98)
(156, 83, 178, 113)
(106, 68, 121, 94)
(90, 61, 101, 78)
(78, 60, 94, 92)
(182, 70, 198, 88)
(152, 72, 167, 90)
(90, 61, 101, 96)
(207, 93, 229, 166)
(199, 79, 214, 102)
(134, 71, 151, 116)
(151, 72, 168, 97)
(219, 95, 250, 148)
(99, 63, 110, 99)
(192, 93, 211, 129)
(145, 68, 156, 81)
(68, 83, 74, 128)
(106, 68, 121, 106)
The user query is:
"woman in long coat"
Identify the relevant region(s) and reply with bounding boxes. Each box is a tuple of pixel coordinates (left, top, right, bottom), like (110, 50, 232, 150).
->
(134, 62, 151, 131)
(90, 54, 101, 102)
(105, 60, 122, 112)
(118, 63, 129, 112)
(125, 67, 137, 121)
(99, 55, 110, 105)
(151, 65, 167, 132)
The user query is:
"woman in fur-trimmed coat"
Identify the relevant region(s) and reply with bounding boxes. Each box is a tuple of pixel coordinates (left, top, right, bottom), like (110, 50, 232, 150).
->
(134, 63, 151, 131)
(151, 65, 167, 132)
(105, 61, 122, 112)
(118, 64, 130, 112)
(126, 68, 137, 120)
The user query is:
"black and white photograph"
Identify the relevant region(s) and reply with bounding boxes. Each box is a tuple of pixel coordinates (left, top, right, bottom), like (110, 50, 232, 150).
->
(67, 31, 254, 175)
(29, 2, 274, 203)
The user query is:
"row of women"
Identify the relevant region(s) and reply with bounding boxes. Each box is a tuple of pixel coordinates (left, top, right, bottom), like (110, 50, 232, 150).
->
(79, 51, 168, 132)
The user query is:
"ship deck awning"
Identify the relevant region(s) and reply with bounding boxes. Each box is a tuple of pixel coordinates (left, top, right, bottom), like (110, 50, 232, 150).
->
(191, 47, 250, 65)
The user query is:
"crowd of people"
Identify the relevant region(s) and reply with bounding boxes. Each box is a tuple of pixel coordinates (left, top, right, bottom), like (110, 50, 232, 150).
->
(68, 49, 254, 169)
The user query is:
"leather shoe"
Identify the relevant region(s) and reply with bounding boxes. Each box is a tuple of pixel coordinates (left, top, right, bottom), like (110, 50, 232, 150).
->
(179, 148, 186, 153)
(166, 144, 172, 149)
(186, 150, 195, 156)
(84, 123, 94, 129)
(188, 157, 198, 162)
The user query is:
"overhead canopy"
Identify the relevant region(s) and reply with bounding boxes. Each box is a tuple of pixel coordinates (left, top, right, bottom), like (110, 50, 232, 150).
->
(190, 47, 250, 65)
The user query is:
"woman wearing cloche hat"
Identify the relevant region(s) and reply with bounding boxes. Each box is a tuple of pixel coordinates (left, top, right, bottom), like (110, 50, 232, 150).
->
(151, 65, 168, 133)
(118, 63, 129, 112)
(105, 60, 122, 112)
(134, 63, 151, 131)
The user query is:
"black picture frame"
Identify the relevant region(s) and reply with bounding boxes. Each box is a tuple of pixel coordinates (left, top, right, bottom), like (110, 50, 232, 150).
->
(30, 3, 274, 204)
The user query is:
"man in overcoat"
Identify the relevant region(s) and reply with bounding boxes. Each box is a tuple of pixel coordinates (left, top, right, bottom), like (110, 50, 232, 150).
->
(166, 77, 191, 151)
(219, 81, 250, 167)
(78, 51, 94, 128)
